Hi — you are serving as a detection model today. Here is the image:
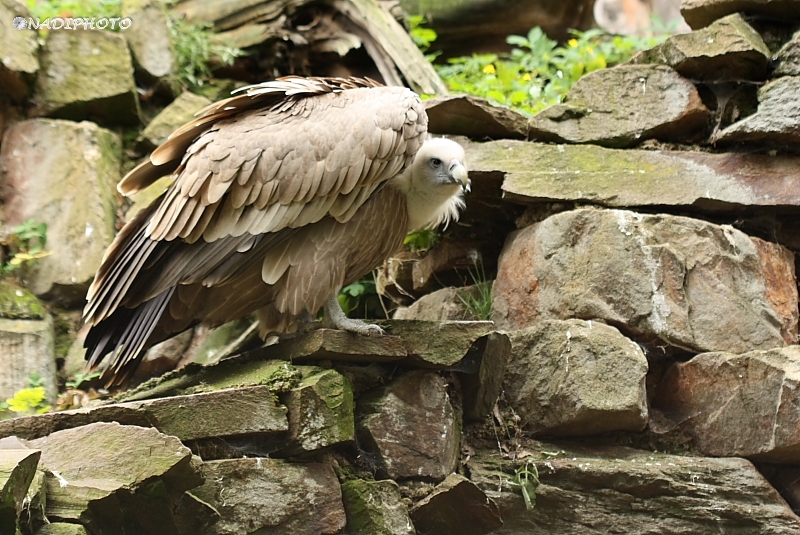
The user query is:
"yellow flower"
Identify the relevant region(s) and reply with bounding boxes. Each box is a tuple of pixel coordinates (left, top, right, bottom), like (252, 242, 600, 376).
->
(587, 47, 594, 54)
(522, 73, 532, 81)
(568, 38, 578, 47)
(482, 64, 496, 74)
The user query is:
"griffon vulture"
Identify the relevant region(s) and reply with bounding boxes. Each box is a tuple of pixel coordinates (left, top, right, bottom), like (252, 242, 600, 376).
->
(83, 76, 470, 386)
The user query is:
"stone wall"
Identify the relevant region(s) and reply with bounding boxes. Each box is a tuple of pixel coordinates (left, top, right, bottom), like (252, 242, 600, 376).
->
(1, 0, 800, 534)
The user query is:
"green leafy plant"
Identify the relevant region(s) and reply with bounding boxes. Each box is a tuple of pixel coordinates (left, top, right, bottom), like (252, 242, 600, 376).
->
(428, 23, 670, 116)
(403, 228, 440, 252)
(0, 373, 51, 419)
(408, 14, 439, 62)
(457, 258, 492, 320)
(65, 370, 103, 389)
(507, 461, 540, 511)
(338, 277, 377, 316)
(1, 219, 52, 277)
(168, 16, 243, 90)
(26, 0, 122, 21)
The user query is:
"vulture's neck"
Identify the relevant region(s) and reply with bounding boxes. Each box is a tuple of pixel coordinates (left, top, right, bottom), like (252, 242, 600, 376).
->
(391, 171, 464, 232)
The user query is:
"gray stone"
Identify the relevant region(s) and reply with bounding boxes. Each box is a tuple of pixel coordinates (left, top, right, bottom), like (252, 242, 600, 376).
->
(0, 316, 56, 405)
(655, 346, 800, 463)
(0, 119, 121, 304)
(461, 331, 511, 422)
(0, 0, 39, 102)
(122, 0, 175, 82)
(409, 474, 502, 535)
(493, 208, 799, 354)
(0, 385, 288, 442)
(505, 320, 648, 436)
(628, 13, 770, 81)
(26, 422, 205, 533)
(280, 368, 355, 455)
(528, 65, 709, 148)
(713, 76, 800, 147)
(681, 0, 800, 30)
(775, 28, 800, 76)
(33, 30, 140, 125)
(193, 458, 346, 535)
(138, 91, 212, 151)
(466, 139, 800, 213)
(393, 285, 485, 321)
(468, 442, 800, 534)
(357, 371, 459, 480)
(341, 479, 414, 535)
(425, 94, 528, 139)
(0, 448, 41, 535)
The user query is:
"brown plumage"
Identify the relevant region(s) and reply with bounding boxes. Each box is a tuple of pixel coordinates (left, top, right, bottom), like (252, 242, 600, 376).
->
(83, 76, 469, 386)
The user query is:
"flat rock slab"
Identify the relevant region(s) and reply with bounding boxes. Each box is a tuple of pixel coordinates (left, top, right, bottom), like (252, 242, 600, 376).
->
(493, 208, 799, 354)
(33, 30, 140, 125)
(713, 76, 800, 147)
(505, 320, 648, 436)
(528, 65, 709, 148)
(357, 370, 460, 480)
(36, 524, 90, 535)
(0, 448, 41, 534)
(628, 13, 770, 81)
(341, 479, 414, 535)
(425, 94, 528, 139)
(193, 458, 346, 535)
(469, 442, 800, 534)
(0, 119, 121, 304)
(409, 474, 502, 535)
(25, 422, 204, 531)
(0, 0, 39, 102)
(655, 345, 800, 463)
(466, 139, 800, 213)
(0, 385, 288, 442)
(681, 0, 800, 29)
(138, 91, 211, 150)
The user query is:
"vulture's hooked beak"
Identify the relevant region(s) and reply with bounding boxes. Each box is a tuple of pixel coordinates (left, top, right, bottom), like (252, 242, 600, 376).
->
(449, 161, 470, 193)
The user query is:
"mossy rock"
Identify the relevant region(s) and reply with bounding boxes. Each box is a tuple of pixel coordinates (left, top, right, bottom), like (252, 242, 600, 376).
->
(0, 281, 46, 320)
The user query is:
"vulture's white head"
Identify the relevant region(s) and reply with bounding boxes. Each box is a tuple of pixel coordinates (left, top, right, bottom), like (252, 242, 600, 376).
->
(394, 137, 470, 232)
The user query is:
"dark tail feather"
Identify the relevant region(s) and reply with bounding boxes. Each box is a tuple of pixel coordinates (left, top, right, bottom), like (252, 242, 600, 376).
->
(84, 287, 176, 387)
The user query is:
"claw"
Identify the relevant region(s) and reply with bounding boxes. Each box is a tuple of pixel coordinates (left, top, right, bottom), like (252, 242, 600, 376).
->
(323, 295, 385, 336)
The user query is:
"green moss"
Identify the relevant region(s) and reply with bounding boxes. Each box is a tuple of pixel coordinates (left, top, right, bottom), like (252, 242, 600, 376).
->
(0, 281, 46, 319)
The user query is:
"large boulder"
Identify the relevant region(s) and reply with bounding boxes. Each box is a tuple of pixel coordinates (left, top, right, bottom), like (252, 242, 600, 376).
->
(493, 208, 798, 354)
(409, 474, 502, 535)
(33, 30, 140, 125)
(775, 28, 800, 76)
(528, 65, 709, 148)
(121, 0, 175, 83)
(655, 346, 800, 463)
(505, 320, 649, 436)
(0, 119, 121, 304)
(341, 479, 414, 535)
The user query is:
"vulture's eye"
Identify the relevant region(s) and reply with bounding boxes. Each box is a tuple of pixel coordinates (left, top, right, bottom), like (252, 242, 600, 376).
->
(430, 157, 442, 168)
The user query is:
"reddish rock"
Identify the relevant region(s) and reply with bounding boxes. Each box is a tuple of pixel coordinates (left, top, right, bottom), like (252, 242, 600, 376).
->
(493, 208, 798, 354)
(655, 346, 800, 463)
(425, 94, 528, 139)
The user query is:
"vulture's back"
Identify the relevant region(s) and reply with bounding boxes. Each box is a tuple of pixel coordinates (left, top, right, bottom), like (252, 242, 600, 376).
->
(83, 77, 428, 385)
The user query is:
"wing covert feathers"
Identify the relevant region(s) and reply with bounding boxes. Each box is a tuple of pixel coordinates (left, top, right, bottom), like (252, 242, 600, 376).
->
(84, 77, 426, 386)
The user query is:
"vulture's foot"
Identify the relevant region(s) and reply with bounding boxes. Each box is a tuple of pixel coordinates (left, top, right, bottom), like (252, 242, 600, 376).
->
(323, 295, 385, 336)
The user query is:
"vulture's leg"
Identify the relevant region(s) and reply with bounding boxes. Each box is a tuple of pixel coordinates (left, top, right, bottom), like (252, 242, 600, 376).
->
(323, 295, 385, 336)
